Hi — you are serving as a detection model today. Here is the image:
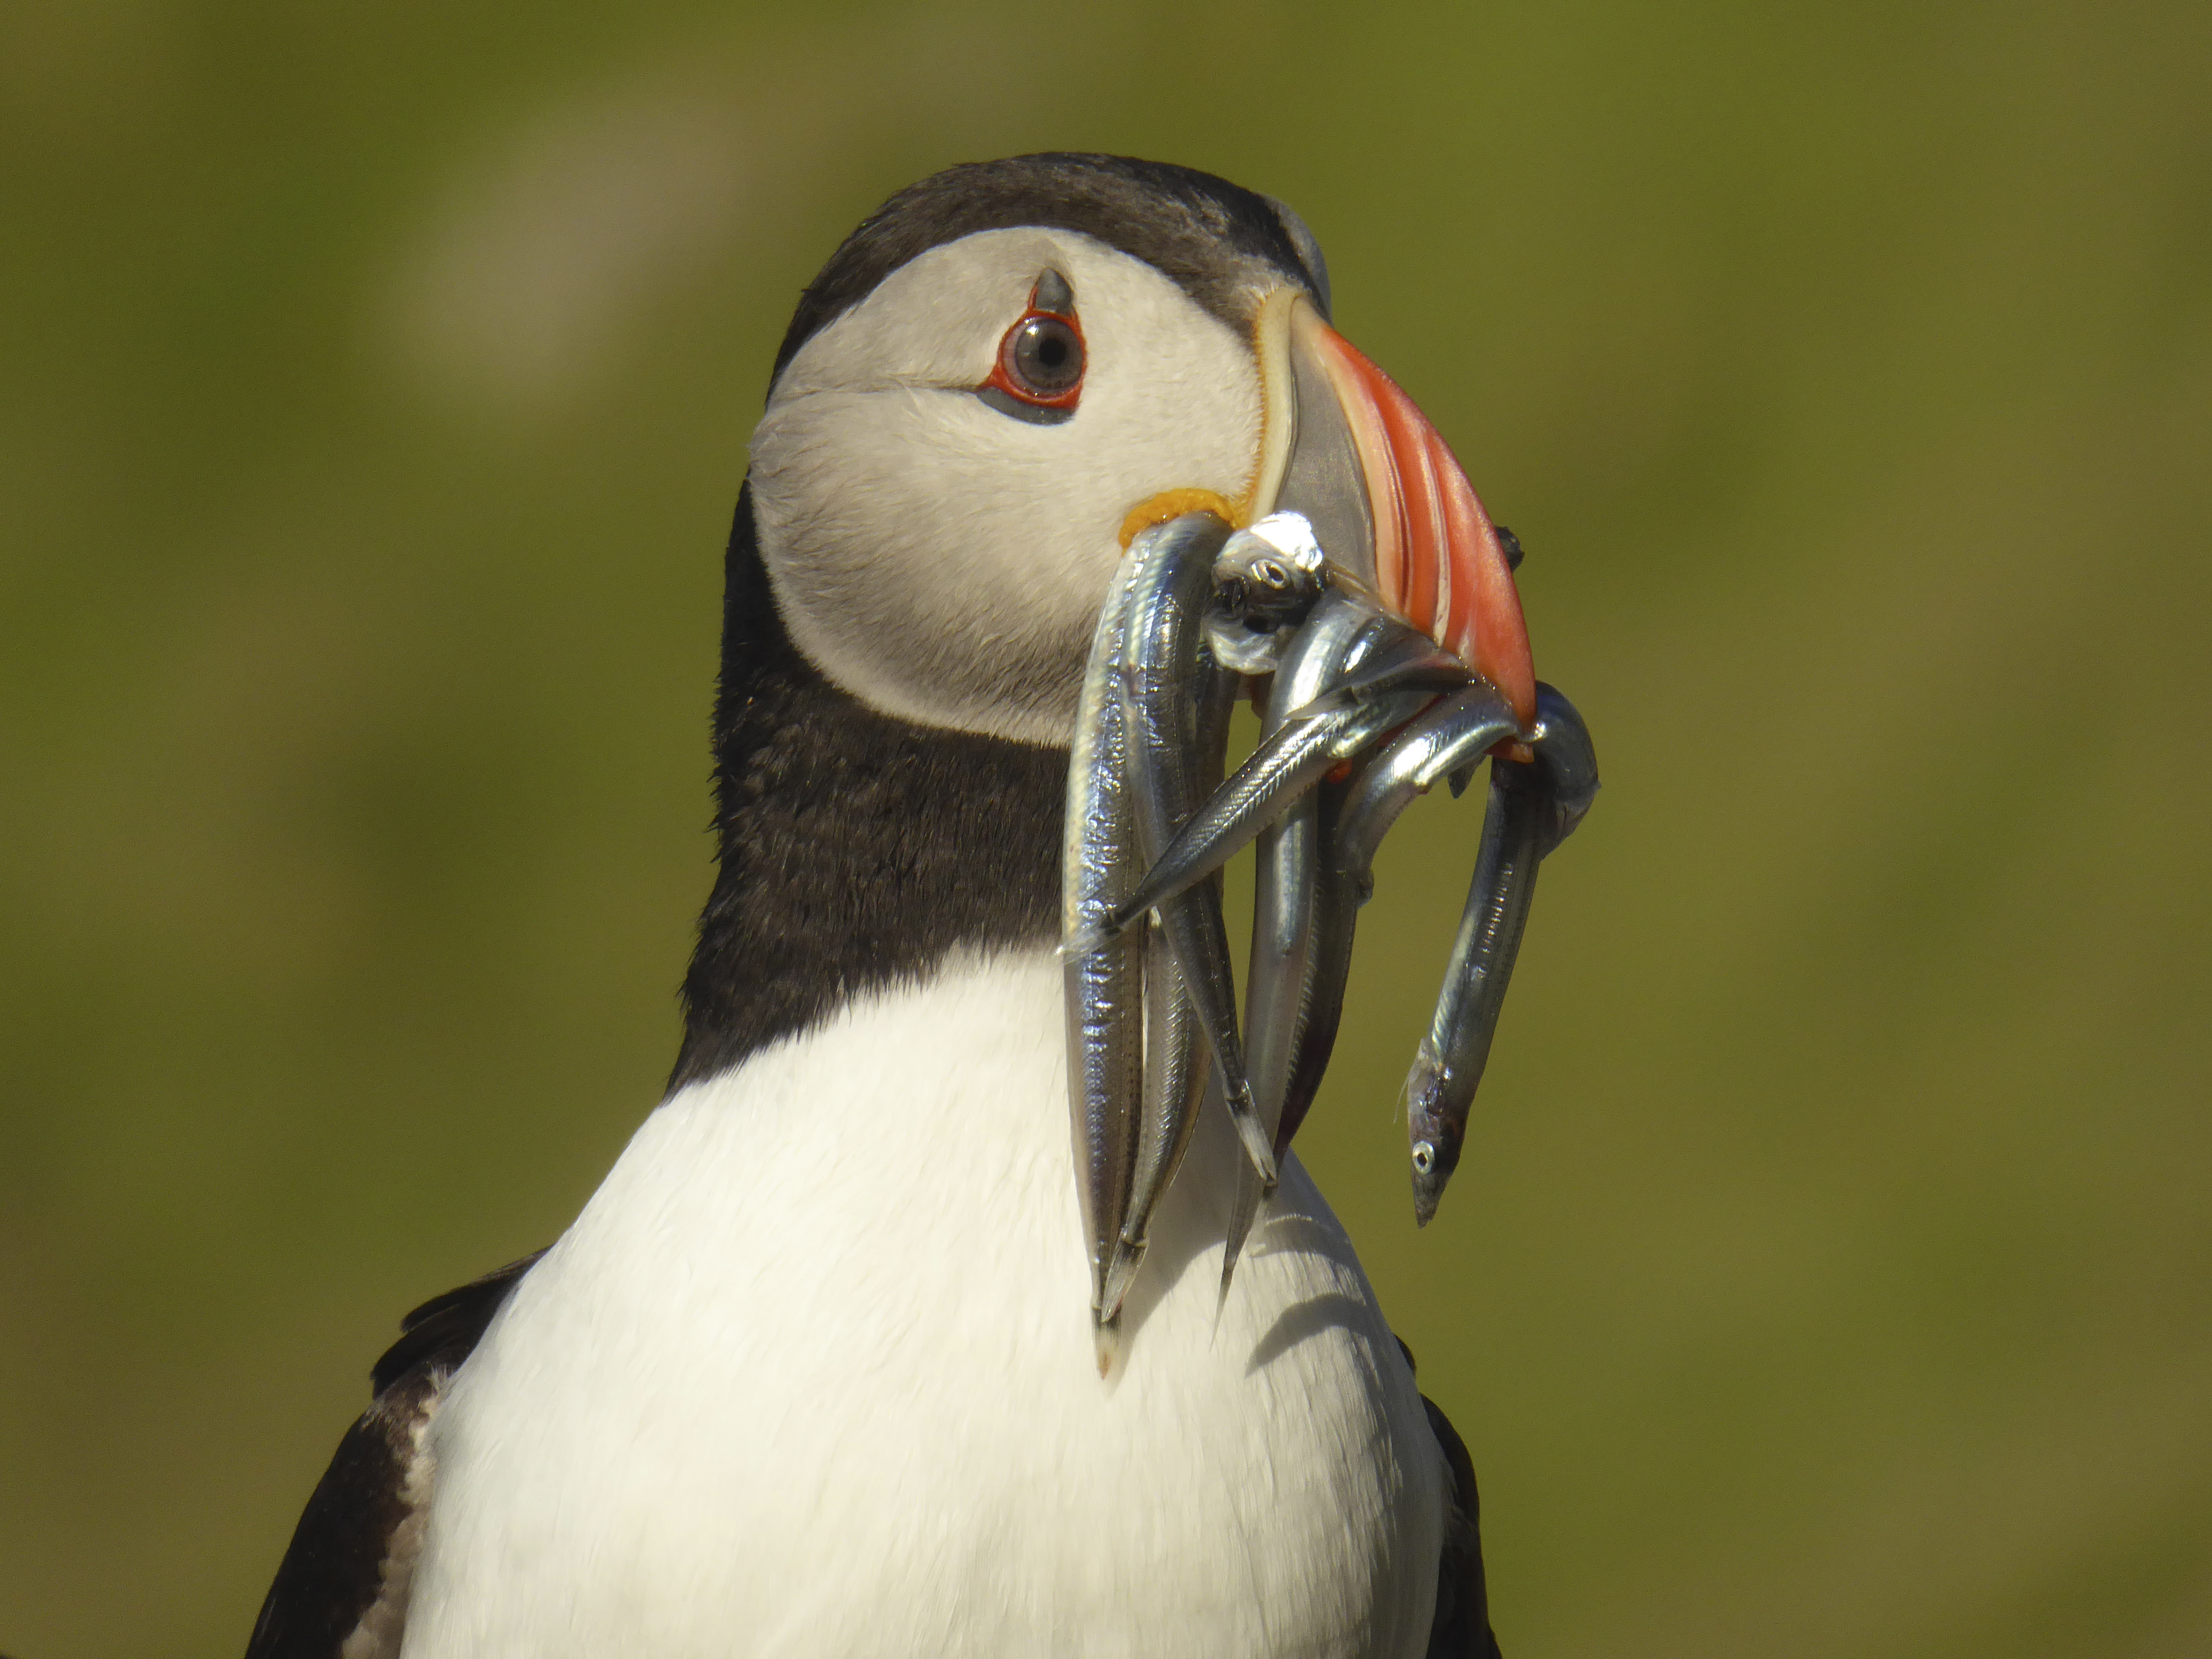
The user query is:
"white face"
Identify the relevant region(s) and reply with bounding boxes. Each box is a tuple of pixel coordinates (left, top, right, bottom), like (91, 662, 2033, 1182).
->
(748, 227, 1265, 746)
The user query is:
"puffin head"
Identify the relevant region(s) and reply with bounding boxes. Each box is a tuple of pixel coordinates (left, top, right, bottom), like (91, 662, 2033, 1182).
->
(747, 154, 1534, 747)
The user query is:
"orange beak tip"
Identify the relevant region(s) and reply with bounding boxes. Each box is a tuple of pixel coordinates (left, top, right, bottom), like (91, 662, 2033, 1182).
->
(1290, 307, 1538, 731)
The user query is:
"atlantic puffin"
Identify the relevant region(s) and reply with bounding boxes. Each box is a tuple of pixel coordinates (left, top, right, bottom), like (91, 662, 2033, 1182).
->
(247, 153, 1522, 1659)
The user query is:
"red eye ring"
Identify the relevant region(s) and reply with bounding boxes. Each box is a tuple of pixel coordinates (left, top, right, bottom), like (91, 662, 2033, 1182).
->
(984, 285, 1086, 411)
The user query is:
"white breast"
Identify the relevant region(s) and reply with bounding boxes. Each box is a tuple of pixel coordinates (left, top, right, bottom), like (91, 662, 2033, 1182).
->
(399, 947, 1443, 1658)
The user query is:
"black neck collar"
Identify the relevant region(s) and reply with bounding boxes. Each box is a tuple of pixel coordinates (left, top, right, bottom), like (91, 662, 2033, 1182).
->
(668, 486, 1066, 1092)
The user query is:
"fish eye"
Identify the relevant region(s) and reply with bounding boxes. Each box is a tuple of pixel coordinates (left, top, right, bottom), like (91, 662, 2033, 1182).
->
(1251, 558, 1290, 590)
(1411, 1142, 1435, 1175)
(1005, 315, 1083, 398)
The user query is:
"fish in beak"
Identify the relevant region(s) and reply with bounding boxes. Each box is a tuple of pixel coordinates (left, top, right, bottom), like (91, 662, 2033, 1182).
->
(1073, 283, 1592, 1344)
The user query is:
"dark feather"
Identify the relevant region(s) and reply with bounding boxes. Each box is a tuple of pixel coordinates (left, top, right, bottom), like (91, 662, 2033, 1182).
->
(245, 1253, 542, 1659)
(1400, 1338, 1504, 1659)
(667, 487, 1066, 1092)
(1423, 1391, 1504, 1659)
(770, 153, 1327, 387)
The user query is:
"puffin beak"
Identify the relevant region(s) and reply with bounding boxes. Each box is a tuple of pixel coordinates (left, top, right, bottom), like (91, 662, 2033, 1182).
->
(1074, 292, 1589, 1337)
(1248, 290, 1537, 731)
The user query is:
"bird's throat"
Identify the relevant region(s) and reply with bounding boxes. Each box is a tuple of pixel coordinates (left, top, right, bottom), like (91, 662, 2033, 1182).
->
(669, 487, 1067, 1093)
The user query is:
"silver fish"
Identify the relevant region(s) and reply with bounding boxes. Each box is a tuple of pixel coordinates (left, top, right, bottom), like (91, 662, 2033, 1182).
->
(1105, 605, 1463, 935)
(1406, 682, 1598, 1225)
(1119, 516, 1274, 1183)
(1204, 511, 1331, 675)
(1335, 682, 1525, 898)
(1100, 514, 1272, 1319)
(1097, 917, 1211, 1323)
(1523, 681, 1601, 858)
(1062, 541, 1149, 1362)
(1271, 682, 1525, 1154)
(1219, 594, 1455, 1298)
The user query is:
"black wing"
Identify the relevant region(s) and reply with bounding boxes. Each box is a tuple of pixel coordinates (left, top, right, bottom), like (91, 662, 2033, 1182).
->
(244, 1252, 544, 1659)
(1400, 1337, 1504, 1659)
(1422, 1389, 1504, 1659)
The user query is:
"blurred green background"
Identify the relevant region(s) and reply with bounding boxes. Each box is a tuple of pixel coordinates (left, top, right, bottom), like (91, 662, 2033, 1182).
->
(3, 0, 2207, 1654)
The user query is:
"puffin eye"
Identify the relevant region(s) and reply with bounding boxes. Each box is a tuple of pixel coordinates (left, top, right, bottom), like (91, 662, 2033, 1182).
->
(978, 270, 1086, 425)
(1008, 315, 1083, 397)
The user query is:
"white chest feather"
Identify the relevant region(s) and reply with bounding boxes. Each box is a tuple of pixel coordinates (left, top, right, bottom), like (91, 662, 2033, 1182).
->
(400, 949, 1443, 1658)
